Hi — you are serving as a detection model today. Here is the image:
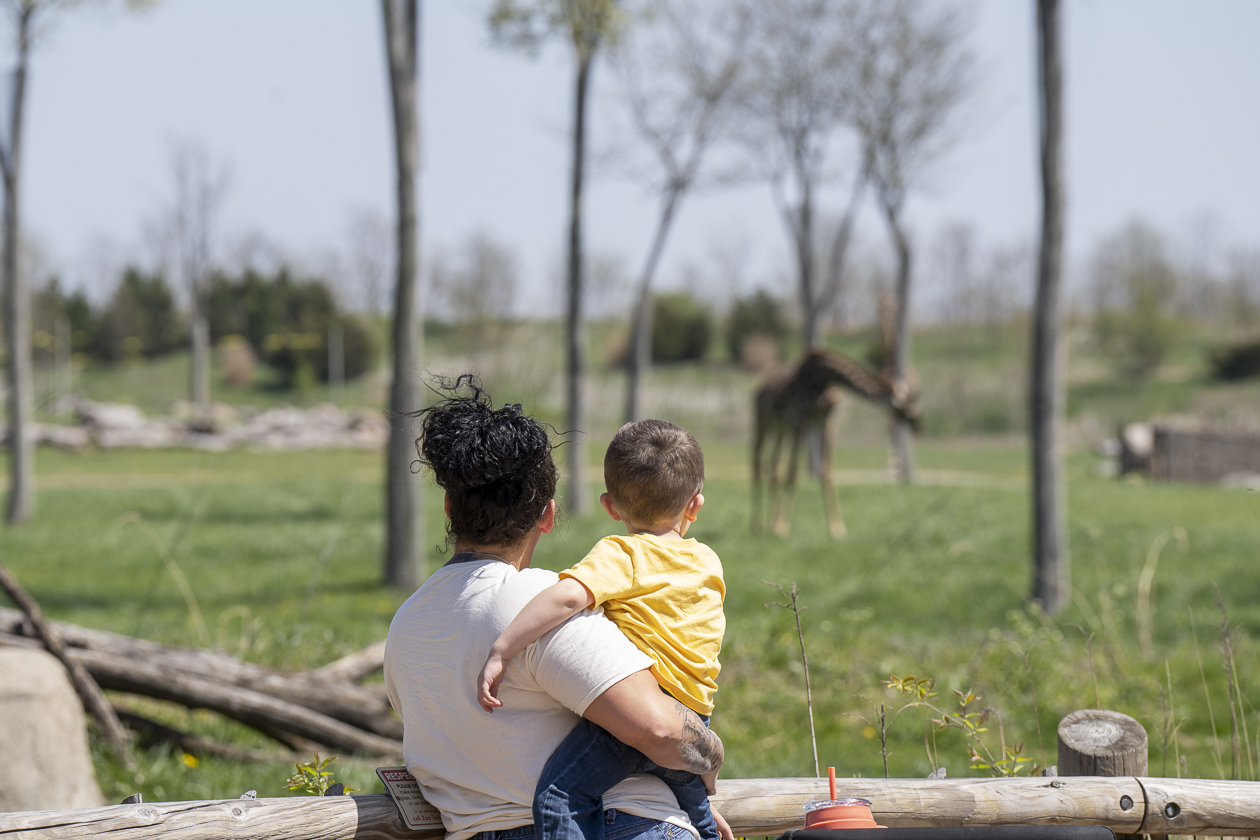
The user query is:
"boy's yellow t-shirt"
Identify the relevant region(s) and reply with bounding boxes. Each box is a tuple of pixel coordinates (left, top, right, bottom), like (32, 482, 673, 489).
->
(559, 533, 725, 716)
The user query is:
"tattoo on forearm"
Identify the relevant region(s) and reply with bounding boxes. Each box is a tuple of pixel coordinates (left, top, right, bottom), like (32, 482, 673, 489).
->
(674, 701, 723, 774)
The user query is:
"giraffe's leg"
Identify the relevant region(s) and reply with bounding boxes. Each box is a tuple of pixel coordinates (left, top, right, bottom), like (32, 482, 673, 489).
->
(752, 418, 767, 534)
(767, 431, 787, 537)
(818, 421, 846, 539)
(775, 425, 806, 537)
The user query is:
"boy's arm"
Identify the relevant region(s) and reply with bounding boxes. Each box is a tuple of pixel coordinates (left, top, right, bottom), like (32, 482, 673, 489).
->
(477, 577, 595, 712)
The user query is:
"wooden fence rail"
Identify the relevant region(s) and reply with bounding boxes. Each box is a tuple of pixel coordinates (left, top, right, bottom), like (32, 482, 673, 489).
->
(4, 776, 1260, 839)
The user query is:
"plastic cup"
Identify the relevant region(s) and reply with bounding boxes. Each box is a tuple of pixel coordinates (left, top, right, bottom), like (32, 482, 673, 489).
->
(803, 797, 885, 829)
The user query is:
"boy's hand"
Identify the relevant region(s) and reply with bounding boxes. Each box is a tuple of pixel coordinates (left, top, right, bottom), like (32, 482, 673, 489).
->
(477, 654, 507, 713)
(711, 805, 734, 840)
(700, 767, 719, 796)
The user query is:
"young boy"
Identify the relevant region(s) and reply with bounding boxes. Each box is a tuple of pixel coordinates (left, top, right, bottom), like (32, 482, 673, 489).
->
(477, 419, 725, 840)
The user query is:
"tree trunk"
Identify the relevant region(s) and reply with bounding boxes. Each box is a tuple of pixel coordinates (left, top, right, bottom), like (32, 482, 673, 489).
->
(565, 49, 594, 515)
(1031, 0, 1068, 614)
(3, 5, 33, 525)
(797, 177, 819, 346)
(189, 306, 211, 431)
(625, 187, 680, 423)
(382, 0, 424, 589)
(819, 169, 868, 327)
(882, 201, 916, 484)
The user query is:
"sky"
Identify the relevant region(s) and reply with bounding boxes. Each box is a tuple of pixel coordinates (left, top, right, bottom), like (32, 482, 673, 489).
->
(10, 0, 1260, 318)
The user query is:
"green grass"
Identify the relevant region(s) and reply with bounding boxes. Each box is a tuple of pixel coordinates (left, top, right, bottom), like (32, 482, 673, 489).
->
(4, 316, 1260, 803)
(3, 439, 1258, 801)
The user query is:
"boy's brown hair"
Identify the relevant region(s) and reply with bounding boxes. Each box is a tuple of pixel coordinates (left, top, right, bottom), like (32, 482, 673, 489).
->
(603, 419, 704, 526)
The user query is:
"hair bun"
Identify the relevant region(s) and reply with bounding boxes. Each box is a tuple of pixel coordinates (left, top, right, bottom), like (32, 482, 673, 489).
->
(417, 387, 551, 492)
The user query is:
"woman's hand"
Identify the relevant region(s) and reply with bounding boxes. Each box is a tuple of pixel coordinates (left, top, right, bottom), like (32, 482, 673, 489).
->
(477, 653, 506, 712)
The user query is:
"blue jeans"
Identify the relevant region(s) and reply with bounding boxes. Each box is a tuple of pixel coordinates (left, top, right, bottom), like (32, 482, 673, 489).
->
(472, 810, 695, 840)
(533, 718, 717, 840)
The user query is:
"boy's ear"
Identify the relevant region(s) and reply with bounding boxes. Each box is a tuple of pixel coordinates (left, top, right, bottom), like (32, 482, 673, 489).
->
(444, 492, 451, 517)
(599, 493, 623, 522)
(684, 492, 705, 522)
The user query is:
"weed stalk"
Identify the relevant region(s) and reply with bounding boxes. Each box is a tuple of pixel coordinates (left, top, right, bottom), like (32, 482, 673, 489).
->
(764, 580, 818, 777)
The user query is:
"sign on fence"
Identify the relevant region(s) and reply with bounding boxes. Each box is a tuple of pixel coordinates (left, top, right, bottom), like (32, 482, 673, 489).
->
(377, 766, 444, 831)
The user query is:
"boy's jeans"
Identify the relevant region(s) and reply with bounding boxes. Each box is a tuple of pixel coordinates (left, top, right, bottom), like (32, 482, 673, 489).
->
(533, 718, 718, 840)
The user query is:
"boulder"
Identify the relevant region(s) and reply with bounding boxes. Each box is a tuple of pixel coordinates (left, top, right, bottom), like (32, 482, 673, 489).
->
(0, 648, 104, 812)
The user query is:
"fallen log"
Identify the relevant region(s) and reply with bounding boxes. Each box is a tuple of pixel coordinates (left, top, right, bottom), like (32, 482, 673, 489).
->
(115, 708, 296, 764)
(5, 776, 1260, 839)
(83, 646, 403, 758)
(0, 632, 402, 758)
(0, 563, 130, 756)
(314, 640, 387, 683)
(0, 606, 401, 739)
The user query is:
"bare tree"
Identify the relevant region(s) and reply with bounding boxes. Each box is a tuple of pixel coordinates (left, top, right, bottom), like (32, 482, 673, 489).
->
(490, 0, 622, 515)
(1088, 220, 1181, 377)
(346, 208, 392, 315)
(1030, 0, 1066, 614)
(1225, 246, 1260, 332)
(848, 0, 977, 482)
(0, 0, 35, 523)
(611, 0, 748, 422)
(429, 229, 518, 353)
(733, 0, 866, 347)
(381, 0, 424, 589)
(928, 222, 976, 325)
(169, 140, 228, 432)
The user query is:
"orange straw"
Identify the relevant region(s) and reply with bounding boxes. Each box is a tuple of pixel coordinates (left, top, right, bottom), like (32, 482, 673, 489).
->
(828, 766, 836, 801)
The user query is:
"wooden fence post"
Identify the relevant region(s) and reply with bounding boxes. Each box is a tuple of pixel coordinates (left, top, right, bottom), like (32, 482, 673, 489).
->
(1058, 709, 1148, 840)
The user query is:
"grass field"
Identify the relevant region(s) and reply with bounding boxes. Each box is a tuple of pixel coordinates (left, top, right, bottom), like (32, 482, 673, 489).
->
(3, 320, 1260, 803)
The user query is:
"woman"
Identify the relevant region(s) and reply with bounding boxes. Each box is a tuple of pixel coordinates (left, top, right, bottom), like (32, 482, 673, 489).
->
(384, 377, 727, 840)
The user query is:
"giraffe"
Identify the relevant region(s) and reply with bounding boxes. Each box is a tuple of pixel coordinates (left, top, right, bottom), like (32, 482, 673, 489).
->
(752, 347, 920, 539)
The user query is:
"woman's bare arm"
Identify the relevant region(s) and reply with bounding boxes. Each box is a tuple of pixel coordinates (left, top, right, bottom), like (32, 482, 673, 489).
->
(583, 669, 724, 775)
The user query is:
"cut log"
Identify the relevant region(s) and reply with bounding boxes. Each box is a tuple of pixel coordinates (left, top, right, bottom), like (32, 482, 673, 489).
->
(1058, 709, 1149, 840)
(1058, 709, 1148, 778)
(0, 606, 401, 739)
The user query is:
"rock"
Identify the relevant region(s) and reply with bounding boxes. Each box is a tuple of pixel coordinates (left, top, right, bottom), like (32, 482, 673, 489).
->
(77, 400, 147, 431)
(34, 424, 91, 451)
(32, 399, 390, 452)
(0, 648, 104, 812)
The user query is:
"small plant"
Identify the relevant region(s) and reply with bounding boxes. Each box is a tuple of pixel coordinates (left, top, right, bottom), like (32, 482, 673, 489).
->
(286, 752, 357, 796)
(883, 674, 1040, 777)
(847, 674, 936, 778)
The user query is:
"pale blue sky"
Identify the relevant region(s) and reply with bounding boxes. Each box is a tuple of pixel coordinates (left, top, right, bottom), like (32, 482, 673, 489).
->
(11, 0, 1260, 316)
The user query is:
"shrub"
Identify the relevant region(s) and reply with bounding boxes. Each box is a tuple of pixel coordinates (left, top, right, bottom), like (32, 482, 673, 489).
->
(97, 268, 184, 363)
(1209, 339, 1260, 381)
(1087, 220, 1183, 378)
(32, 278, 101, 364)
(652, 293, 712, 364)
(726, 290, 788, 363)
(335, 315, 380, 381)
(206, 268, 375, 386)
(218, 334, 257, 389)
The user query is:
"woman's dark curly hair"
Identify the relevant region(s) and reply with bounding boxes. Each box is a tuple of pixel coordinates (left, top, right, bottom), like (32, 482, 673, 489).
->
(411, 375, 557, 549)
